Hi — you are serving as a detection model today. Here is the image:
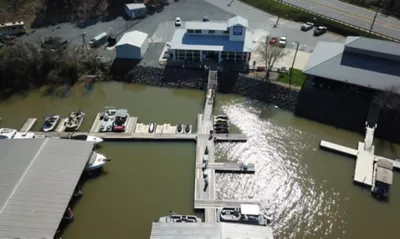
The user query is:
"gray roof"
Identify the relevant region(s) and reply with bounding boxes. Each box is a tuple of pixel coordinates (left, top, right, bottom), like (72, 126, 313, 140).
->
(185, 21, 228, 31)
(345, 36, 400, 60)
(115, 109, 128, 117)
(0, 138, 94, 239)
(169, 29, 253, 52)
(376, 167, 393, 185)
(227, 16, 248, 28)
(125, 3, 146, 10)
(303, 37, 400, 93)
(150, 222, 274, 239)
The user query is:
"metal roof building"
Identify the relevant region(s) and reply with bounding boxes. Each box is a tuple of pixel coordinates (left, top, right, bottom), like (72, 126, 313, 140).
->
(116, 30, 150, 60)
(303, 36, 400, 93)
(0, 138, 94, 239)
(169, 16, 253, 63)
(150, 222, 274, 239)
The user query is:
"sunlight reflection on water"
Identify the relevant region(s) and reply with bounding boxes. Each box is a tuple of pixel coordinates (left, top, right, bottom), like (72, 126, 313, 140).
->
(215, 99, 345, 238)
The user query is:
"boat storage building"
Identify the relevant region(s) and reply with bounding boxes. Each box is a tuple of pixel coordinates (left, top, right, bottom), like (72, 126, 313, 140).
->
(125, 3, 147, 18)
(169, 16, 253, 63)
(116, 30, 150, 60)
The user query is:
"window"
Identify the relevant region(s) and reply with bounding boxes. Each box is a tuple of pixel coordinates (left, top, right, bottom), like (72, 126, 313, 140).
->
(194, 30, 201, 34)
(187, 29, 194, 33)
(208, 30, 215, 34)
(224, 30, 229, 35)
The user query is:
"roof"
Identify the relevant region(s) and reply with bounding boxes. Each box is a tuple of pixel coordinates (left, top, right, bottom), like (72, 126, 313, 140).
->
(345, 36, 400, 60)
(116, 30, 148, 47)
(0, 138, 94, 238)
(125, 3, 146, 10)
(150, 222, 274, 239)
(185, 21, 228, 31)
(169, 29, 253, 52)
(376, 167, 393, 185)
(303, 37, 400, 93)
(240, 204, 260, 215)
(115, 109, 128, 117)
(227, 16, 248, 28)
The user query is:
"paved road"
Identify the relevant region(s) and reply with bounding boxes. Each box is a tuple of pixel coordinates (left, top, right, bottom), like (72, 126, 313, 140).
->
(282, 0, 400, 39)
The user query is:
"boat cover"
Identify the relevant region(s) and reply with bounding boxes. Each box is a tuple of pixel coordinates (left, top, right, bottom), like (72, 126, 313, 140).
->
(376, 167, 393, 185)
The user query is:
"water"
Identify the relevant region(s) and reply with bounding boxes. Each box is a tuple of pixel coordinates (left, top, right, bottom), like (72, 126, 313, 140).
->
(1, 82, 400, 238)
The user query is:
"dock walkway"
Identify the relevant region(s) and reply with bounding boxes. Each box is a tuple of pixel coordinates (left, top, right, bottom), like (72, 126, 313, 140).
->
(20, 118, 37, 132)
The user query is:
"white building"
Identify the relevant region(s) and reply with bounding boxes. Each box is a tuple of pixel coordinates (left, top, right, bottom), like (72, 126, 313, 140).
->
(125, 3, 147, 18)
(116, 30, 149, 60)
(169, 16, 253, 63)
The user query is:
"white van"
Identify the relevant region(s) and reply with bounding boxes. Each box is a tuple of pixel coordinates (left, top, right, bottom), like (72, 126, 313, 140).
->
(0, 21, 26, 36)
(89, 32, 108, 47)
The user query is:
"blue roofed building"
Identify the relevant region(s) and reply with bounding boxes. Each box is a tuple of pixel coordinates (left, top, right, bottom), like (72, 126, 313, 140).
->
(169, 16, 253, 63)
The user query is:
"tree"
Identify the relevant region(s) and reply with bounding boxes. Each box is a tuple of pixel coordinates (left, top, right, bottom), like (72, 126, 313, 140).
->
(257, 36, 287, 81)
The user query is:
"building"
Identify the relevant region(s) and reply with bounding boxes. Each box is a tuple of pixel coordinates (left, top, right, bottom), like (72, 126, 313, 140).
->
(116, 30, 149, 60)
(150, 222, 274, 239)
(169, 16, 253, 63)
(296, 36, 400, 142)
(0, 138, 94, 238)
(125, 3, 147, 18)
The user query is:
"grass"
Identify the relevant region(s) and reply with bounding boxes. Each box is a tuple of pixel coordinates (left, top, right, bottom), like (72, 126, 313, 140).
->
(277, 68, 307, 87)
(239, 0, 377, 38)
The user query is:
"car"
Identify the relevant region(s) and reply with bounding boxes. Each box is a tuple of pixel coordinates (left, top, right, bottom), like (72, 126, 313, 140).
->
(314, 26, 327, 36)
(279, 36, 287, 47)
(269, 37, 278, 45)
(203, 16, 209, 22)
(301, 22, 314, 31)
(175, 17, 182, 27)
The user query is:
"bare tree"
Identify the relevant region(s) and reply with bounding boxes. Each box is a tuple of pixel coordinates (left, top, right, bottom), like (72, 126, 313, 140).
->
(257, 36, 287, 81)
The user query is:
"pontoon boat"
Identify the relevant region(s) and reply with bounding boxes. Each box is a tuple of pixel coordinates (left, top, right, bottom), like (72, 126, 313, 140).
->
(99, 107, 117, 132)
(65, 110, 85, 131)
(113, 109, 129, 132)
(219, 204, 272, 226)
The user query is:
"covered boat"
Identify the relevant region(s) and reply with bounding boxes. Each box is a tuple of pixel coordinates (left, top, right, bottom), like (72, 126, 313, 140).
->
(42, 114, 60, 132)
(113, 109, 130, 132)
(157, 211, 202, 223)
(65, 110, 85, 131)
(99, 107, 117, 132)
(371, 158, 393, 200)
(219, 204, 272, 226)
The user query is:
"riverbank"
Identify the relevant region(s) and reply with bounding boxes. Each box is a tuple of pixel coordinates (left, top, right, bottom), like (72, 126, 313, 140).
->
(127, 65, 299, 112)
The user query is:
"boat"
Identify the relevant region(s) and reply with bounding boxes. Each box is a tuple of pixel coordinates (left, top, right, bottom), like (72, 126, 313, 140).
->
(113, 109, 130, 132)
(13, 132, 35, 139)
(85, 151, 111, 172)
(65, 110, 85, 132)
(149, 123, 156, 133)
(219, 204, 272, 226)
(215, 115, 228, 120)
(371, 158, 393, 200)
(73, 186, 83, 199)
(62, 207, 74, 221)
(214, 118, 228, 123)
(42, 114, 60, 132)
(99, 107, 117, 132)
(63, 134, 103, 144)
(0, 128, 17, 139)
(157, 211, 202, 223)
(184, 125, 192, 133)
(177, 124, 183, 133)
(214, 122, 229, 127)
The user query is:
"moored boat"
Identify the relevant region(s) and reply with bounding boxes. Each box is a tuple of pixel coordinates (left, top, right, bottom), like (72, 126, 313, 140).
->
(113, 109, 129, 132)
(85, 151, 111, 172)
(149, 123, 156, 133)
(0, 128, 17, 139)
(65, 110, 85, 132)
(157, 211, 202, 223)
(73, 186, 83, 199)
(42, 114, 60, 132)
(99, 107, 117, 132)
(219, 204, 272, 226)
(184, 124, 192, 133)
(177, 124, 183, 133)
(215, 115, 228, 120)
(62, 207, 74, 221)
(62, 134, 103, 144)
(371, 158, 393, 200)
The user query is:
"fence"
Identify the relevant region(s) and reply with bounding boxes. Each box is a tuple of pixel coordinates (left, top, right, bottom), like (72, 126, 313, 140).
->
(276, 0, 400, 42)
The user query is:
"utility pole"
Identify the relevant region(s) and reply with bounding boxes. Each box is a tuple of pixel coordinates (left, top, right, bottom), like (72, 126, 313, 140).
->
(289, 41, 300, 88)
(369, 0, 382, 36)
(274, 0, 283, 27)
(80, 32, 89, 58)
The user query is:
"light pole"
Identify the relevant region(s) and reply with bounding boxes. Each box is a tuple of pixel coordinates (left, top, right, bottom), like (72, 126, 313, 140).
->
(369, 0, 383, 36)
(274, 0, 283, 28)
(289, 41, 299, 88)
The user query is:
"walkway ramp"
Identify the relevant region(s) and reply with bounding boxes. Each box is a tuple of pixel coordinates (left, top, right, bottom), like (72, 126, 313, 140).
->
(320, 140, 358, 157)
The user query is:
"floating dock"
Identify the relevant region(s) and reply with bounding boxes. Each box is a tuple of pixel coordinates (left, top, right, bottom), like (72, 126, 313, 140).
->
(194, 199, 261, 209)
(20, 118, 37, 132)
(56, 118, 68, 132)
(196, 162, 255, 173)
(89, 113, 102, 133)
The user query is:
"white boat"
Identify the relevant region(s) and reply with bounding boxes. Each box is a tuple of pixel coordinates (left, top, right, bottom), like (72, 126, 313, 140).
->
(99, 107, 117, 132)
(62, 134, 103, 144)
(85, 152, 110, 172)
(184, 125, 192, 133)
(42, 115, 60, 132)
(65, 110, 85, 132)
(0, 128, 17, 139)
(113, 109, 129, 132)
(149, 123, 156, 133)
(371, 158, 393, 200)
(219, 204, 272, 226)
(157, 211, 202, 223)
(13, 132, 35, 139)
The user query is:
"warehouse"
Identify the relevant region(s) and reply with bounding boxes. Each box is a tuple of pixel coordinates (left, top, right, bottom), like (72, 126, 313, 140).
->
(116, 30, 150, 60)
(169, 16, 253, 63)
(125, 3, 147, 19)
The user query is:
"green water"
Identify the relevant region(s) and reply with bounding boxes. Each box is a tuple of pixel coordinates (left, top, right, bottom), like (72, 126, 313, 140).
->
(1, 82, 400, 239)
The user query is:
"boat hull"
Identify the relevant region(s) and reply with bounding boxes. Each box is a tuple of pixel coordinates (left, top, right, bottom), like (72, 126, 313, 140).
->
(42, 116, 60, 132)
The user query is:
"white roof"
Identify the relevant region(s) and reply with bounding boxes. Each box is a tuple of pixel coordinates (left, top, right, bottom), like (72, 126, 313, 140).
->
(185, 21, 228, 31)
(240, 204, 260, 215)
(227, 16, 248, 28)
(169, 29, 253, 52)
(116, 30, 148, 47)
(125, 3, 146, 10)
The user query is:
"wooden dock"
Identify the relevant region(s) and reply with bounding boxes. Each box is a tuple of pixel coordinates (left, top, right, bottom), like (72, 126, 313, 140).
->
(194, 199, 261, 209)
(196, 162, 255, 173)
(20, 118, 37, 132)
(89, 113, 101, 133)
(214, 134, 247, 142)
(56, 118, 68, 132)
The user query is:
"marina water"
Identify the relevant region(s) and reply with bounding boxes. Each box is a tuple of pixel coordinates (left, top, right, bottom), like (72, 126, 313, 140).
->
(1, 82, 400, 238)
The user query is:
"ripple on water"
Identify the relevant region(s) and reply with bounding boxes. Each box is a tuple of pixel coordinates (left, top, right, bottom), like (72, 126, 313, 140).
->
(215, 99, 345, 238)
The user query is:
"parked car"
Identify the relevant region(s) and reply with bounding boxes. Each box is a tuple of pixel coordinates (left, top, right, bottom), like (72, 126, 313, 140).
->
(175, 17, 182, 27)
(314, 26, 327, 36)
(89, 32, 108, 47)
(203, 16, 209, 22)
(279, 36, 287, 47)
(269, 37, 278, 45)
(301, 22, 314, 31)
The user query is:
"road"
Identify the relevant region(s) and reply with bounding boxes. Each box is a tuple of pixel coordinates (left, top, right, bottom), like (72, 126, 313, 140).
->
(282, 0, 400, 39)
